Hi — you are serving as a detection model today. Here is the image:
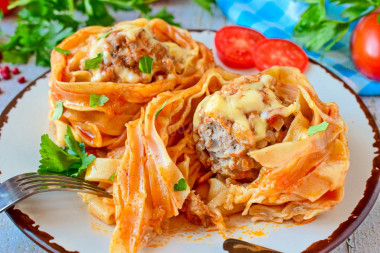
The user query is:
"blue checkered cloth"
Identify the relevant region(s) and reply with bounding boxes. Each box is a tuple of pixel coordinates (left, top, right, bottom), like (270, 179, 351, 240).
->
(216, 0, 380, 96)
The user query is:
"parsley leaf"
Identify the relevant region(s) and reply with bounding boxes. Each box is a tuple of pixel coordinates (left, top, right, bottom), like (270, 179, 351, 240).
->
(98, 30, 113, 40)
(0, 11, 6, 37)
(84, 53, 103, 69)
(193, 0, 216, 13)
(294, 0, 380, 53)
(52, 101, 63, 120)
(0, 6, 76, 66)
(38, 134, 81, 174)
(54, 47, 70, 56)
(146, 7, 181, 27)
(109, 172, 116, 182)
(139, 56, 154, 74)
(378, 13, 380, 23)
(89, 94, 109, 107)
(308, 121, 329, 136)
(38, 126, 95, 178)
(174, 178, 187, 191)
(155, 99, 168, 119)
(0, 0, 212, 67)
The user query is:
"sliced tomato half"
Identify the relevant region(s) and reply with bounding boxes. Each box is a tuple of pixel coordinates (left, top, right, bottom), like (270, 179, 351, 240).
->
(252, 39, 308, 72)
(215, 26, 266, 69)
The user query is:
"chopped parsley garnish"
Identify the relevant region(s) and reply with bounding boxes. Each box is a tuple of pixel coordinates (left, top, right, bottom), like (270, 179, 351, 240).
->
(89, 94, 109, 107)
(38, 126, 95, 178)
(52, 101, 63, 121)
(155, 99, 168, 119)
(139, 56, 154, 74)
(98, 30, 113, 40)
(84, 53, 103, 69)
(109, 172, 116, 182)
(54, 47, 70, 56)
(308, 121, 329, 136)
(174, 178, 187, 191)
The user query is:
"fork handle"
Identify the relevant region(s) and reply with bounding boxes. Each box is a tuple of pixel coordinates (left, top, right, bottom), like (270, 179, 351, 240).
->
(223, 238, 282, 253)
(0, 183, 19, 213)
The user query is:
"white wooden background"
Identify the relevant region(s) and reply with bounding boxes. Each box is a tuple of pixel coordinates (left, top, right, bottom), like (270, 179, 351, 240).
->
(0, 0, 379, 252)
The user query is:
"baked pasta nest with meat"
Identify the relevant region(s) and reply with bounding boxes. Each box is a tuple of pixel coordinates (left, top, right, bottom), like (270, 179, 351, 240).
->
(106, 66, 348, 252)
(49, 18, 214, 149)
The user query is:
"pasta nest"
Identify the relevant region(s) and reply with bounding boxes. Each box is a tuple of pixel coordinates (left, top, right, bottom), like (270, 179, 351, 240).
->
(108, 66, 348, 252)
(49, 18, 214, 148)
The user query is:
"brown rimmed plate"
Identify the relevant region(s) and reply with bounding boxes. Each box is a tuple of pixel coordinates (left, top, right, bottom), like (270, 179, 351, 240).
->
(0, 31, 379, 253)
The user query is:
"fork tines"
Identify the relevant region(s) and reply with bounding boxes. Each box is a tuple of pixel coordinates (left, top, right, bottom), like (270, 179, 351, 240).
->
(15, 173, 112, 198)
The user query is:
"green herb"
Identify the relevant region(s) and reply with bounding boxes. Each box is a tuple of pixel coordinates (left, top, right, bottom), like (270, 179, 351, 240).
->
(54, 47, 70, 56)
(294, 0, 380, 53)
(378, 13, 380, 23)
(89, 94, 109, 107)
(308, 121, 329, 136)
(109, 172, 116, 182)
(0, 1, 211, 67)
(139, 56, 154, 74)
(98, 30, 113, 40)
(146, 7, 181, 27)
(193, 0, 216, 13)
(155, 99, 168, 119)
(38, 126, 95, 178)
(0, 11, 5, 37)
(52, 101, 63, 120)
(174, 178, 187, 191)
(84, 53, 103, 69)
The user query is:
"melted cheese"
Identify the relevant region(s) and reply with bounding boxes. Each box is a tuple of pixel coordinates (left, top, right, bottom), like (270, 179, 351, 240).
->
(194, 74, 297, 138)
(165, 42, 197, 73)
(251, 116, 268, 141)
(115, 65, 142, 83)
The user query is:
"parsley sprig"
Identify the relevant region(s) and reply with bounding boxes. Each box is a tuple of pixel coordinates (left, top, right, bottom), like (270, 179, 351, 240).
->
(308, 121, 329, 136)
(193, 0, 216, 13)
(0, 0, 214, 67)
(52, 101, 63, 120)
(89, 94, 109, 107)
(38, 126, 95, 178)
(174, 178, 187, 191)
(85, 53, 103, 69)
(155, 99, 168, 119)
(294, 0, 380, 53)
(54, 47, 70, 56)
(109, 172, 116, 182)
(139, 56, 154, 74)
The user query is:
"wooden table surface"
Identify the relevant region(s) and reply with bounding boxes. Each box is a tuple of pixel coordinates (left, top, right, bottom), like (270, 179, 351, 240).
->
(0, 0, 379, 252)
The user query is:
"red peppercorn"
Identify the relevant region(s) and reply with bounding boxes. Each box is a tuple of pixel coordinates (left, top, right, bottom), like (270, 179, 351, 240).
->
(12, 68, 20, 74)
(2, 72, 10, 80)
(2, 66, 10, 73)
(18, 76, 26, 83)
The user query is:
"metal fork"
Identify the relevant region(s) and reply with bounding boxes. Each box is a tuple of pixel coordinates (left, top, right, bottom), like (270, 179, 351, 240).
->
(0, 173, 112, 213)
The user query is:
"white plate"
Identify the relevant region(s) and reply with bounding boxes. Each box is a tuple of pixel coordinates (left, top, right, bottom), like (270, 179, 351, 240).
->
(0, 31, 379, 253)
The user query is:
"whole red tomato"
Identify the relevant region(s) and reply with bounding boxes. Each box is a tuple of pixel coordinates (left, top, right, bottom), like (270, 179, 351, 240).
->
(350, 11, 380, 81)
(0, 0, 10, 15)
